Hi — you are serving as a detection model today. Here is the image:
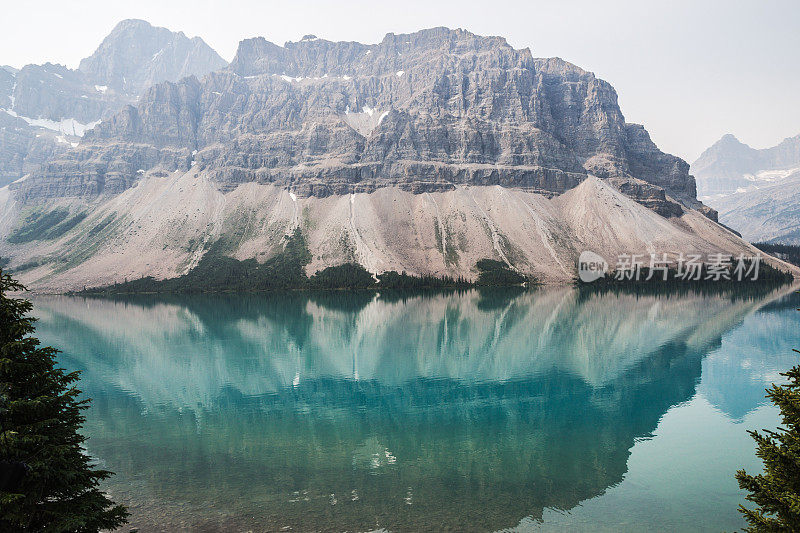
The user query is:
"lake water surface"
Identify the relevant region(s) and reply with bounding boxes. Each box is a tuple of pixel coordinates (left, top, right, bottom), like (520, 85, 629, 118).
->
(31, 284, 800, 532)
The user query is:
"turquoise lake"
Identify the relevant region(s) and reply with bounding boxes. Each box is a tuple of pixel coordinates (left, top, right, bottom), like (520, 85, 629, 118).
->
(30, 284, 800, 532)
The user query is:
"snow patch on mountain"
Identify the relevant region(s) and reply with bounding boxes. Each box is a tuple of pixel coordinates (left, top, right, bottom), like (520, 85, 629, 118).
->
(343, 106, 388, 137)
(1, 108, 100, 137)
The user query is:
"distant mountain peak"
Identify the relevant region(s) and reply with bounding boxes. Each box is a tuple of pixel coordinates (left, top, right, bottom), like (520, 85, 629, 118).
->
(112, 18, 152, 29)
(717, 133, 744, 145)
(695, 134, 753, 158)
(79, 18, 227, 95)
(0, 19, 228, 188)
(692, 132, 800, 199)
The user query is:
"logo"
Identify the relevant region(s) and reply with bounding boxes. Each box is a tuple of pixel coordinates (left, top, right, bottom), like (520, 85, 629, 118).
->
(578, 251, 608, 283)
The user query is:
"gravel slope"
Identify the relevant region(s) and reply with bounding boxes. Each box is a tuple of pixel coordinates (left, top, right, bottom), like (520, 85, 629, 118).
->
(2, 172, 795, 292)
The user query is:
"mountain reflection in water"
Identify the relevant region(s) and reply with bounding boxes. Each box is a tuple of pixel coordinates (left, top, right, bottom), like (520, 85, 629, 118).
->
(31, 284, 800, 532)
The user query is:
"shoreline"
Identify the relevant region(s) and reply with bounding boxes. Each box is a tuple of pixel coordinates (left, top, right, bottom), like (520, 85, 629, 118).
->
(18, 277, 797, 297)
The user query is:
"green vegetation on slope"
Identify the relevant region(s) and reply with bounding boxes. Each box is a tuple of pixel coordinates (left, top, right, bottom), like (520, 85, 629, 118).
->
(309, 263, 377, 289)
(86, 228, 312, 293)
(86, 214, 117, 237)
(376, 270, 472, 289)
(7, 208, 87, 243)
(475, 258, 529, 286)
(79, 228, 529, 294)
(753, 242, 800, 267)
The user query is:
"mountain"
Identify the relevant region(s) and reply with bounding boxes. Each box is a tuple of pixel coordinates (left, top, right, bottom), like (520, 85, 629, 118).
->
(691, 134, 800, 243)
(78, 19, 227, 96)
(710, 169, 800, 244)
(692, 133, 800, 198)
(0, 19, 226, 188)
(29, 29, 706, 217)
(0, 27, 792, 291)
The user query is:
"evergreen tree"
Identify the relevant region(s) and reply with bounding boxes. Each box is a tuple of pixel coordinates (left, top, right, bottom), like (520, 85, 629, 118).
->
(736, 357, 800, 532)
(0, 271, 128, 531)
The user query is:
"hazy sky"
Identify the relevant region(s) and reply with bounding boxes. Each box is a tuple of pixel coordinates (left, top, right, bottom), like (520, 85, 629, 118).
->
(2, 0, 798, 162)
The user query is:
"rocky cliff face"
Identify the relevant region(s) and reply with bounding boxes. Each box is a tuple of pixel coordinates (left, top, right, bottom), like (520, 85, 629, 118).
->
(0, 19, 226, 188)
(10, 63, 115, 124)
(0, 111, 69, 187)
(14, 28, 707, 220)
(0, 67, 15, 109)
